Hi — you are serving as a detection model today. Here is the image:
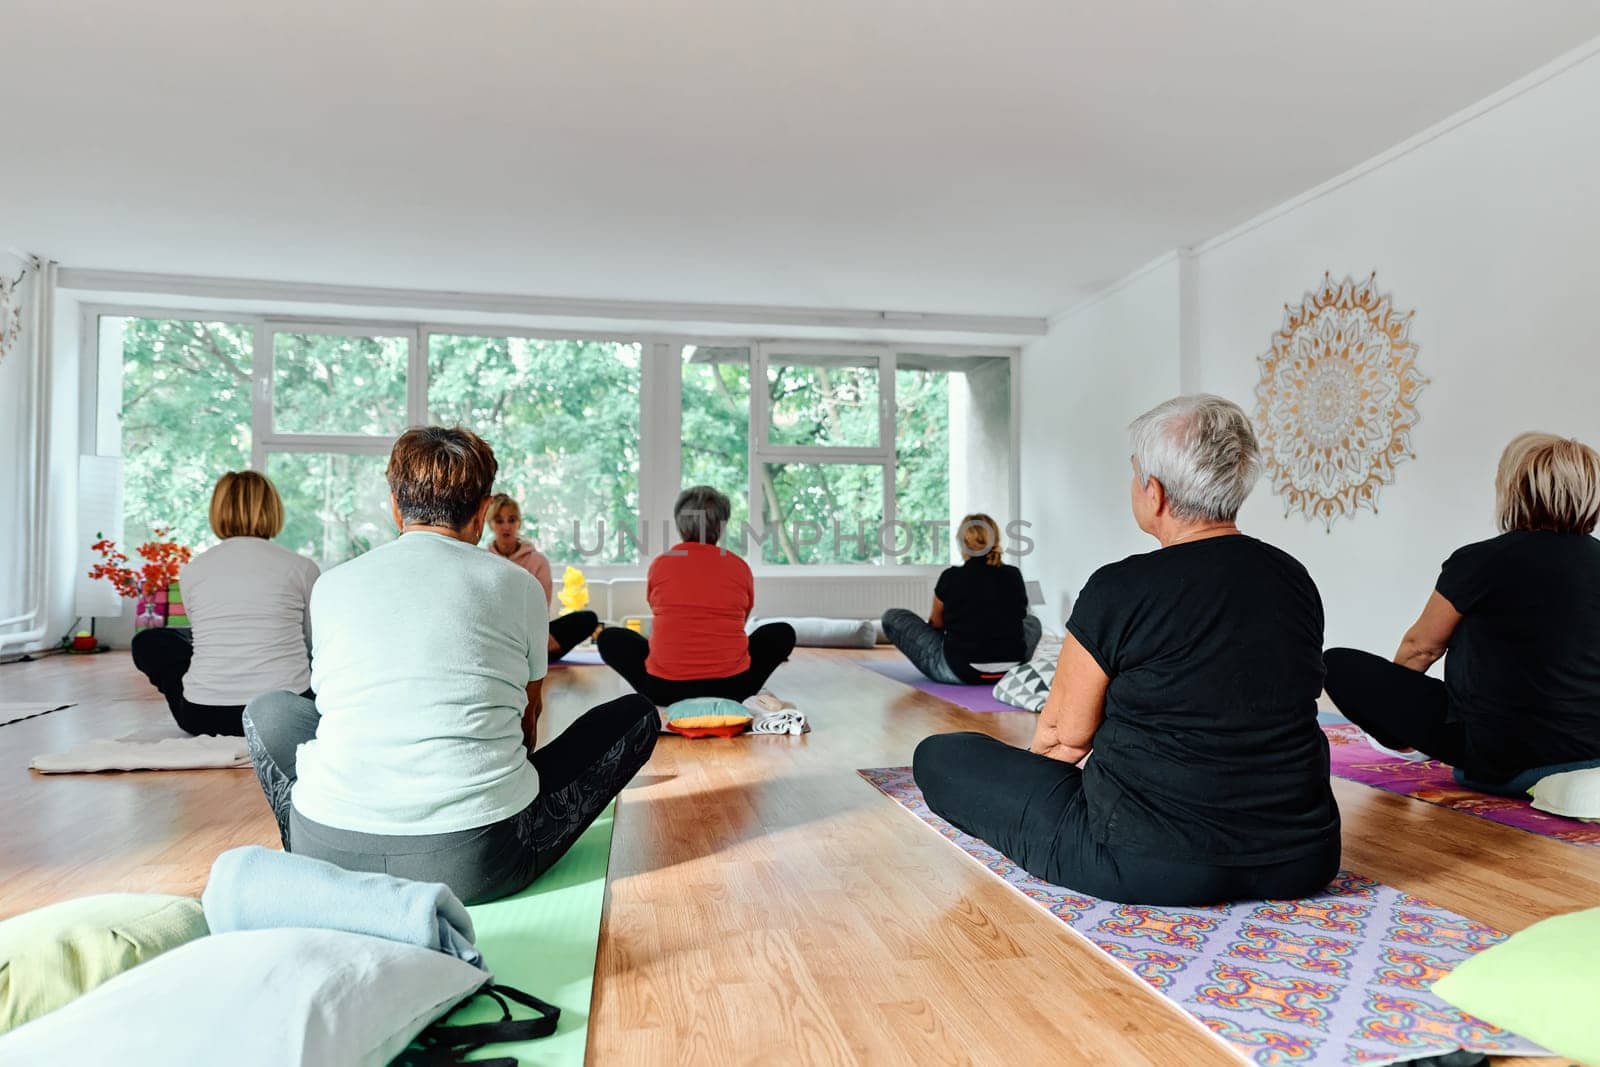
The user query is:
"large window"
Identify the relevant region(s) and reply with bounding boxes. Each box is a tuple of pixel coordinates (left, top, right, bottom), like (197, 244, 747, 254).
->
(97, 311, 1016, 576)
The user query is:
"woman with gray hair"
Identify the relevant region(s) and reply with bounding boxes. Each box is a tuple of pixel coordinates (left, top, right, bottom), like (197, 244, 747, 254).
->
(914, 395, 1339, 905)
(1325, 432, 1600, 791)
(597, 485, 796, 704)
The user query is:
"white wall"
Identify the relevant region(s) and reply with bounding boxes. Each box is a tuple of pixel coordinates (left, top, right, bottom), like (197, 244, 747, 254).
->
(1191, 50, 1600, 652)
(1021, 49, 1600, 652)
(1019, 258, 1182, 625)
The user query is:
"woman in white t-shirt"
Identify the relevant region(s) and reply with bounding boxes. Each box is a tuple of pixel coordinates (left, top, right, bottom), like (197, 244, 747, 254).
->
(241, 427, 658, 905)
(130, 472, 319, 736)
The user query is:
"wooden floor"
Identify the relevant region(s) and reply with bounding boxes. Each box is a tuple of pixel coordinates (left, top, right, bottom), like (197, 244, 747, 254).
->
(4, 649, 1598, 1064)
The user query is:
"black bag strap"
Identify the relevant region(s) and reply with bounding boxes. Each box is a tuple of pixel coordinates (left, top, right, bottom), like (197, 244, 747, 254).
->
(394, 982, 561, 1067)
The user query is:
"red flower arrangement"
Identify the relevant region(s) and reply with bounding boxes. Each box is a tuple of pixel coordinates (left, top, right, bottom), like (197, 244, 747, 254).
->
(88, 527, 193, 601)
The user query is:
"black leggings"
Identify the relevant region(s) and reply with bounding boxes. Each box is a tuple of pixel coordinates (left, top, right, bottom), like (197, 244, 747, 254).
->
(129, 627, 251, 736)
(549, 610, 600, 662)
(913, 732, 1339, 906)
(1321, 648, 1470, 764)
(596, 622, 796, 704)
(242, 691, 658, 905)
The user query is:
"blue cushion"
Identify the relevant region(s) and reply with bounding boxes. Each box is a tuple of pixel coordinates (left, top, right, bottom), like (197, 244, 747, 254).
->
(1453, 757, 1600, 798)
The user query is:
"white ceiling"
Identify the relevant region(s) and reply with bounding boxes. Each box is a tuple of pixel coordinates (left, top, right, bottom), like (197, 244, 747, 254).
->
(7, 1, 1600, 317)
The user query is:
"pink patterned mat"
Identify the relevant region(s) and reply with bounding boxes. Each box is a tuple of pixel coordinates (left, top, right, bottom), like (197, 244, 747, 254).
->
(1323, 722, 1600, 848)
(859, 766, 1548, 1067)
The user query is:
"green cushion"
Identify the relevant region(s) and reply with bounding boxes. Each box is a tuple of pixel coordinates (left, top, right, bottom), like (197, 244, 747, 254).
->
(0, 893, 208, 1033)
(1433, 906, 1600, 1063)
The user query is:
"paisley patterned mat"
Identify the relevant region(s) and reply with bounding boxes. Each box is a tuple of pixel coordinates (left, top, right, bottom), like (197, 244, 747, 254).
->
(859, 766, 1549, 1066)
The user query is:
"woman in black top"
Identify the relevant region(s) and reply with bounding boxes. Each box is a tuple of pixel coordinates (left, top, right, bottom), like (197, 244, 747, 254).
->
(915, 396, 1340, 906)
(1324, 432, 1600, 790)
(882, 513, 1041, 684)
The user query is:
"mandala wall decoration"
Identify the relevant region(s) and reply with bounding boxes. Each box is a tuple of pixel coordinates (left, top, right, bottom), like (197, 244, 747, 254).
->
(1254, 272, 1427, 531)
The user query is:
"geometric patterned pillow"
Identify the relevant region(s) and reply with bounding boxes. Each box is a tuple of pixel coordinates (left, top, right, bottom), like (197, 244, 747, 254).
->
(991, 653, 1057, 712)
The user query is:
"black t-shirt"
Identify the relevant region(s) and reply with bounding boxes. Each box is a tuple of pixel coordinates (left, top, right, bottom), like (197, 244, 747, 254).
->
(934, 559, 1028, 666)
(1436, 530, 1600, 779)
(1067, 535, 1339, 867)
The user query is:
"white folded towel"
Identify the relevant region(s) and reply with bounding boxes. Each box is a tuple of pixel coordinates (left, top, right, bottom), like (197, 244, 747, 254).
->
(744, 691, 808, 734)
(750, 711, 808, 735)
(31, 736, 251, 774)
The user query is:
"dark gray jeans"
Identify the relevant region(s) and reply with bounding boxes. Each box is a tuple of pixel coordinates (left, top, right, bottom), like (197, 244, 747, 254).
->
(881, 608, 1042, 685)
(242, 690, 658, 905)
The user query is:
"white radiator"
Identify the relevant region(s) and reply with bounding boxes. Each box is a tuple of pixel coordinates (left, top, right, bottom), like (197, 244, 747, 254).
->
(589, 572, 938, 623)
(751, 573, 937, 619)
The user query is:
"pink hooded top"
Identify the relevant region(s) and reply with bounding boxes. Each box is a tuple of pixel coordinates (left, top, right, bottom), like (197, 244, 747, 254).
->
(488, 539, 553, 604)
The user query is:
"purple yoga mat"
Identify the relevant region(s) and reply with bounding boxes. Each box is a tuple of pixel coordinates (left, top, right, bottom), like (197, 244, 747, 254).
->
(855, 656, 1021, 713)
(548, 647, 605, 667)
(1323, 722, 1600, 848)
(860, 766, 1545, 1067)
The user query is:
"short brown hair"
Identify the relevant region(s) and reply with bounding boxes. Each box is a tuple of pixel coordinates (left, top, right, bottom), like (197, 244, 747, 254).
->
(1495, 432, 1600, 535)
(674, 485, 731, 544)
(958, 513, 1003, 565)
(210, 471, 285, 540)
(387, 426, 499, 530)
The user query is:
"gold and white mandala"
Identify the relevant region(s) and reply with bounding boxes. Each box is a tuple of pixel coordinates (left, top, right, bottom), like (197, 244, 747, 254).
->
(1254, 273, 1428, 531)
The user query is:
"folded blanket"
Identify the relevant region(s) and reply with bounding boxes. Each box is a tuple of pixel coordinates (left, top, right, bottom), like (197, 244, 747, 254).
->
(202, 846, 484, 971)
(30, 736, 249, 773)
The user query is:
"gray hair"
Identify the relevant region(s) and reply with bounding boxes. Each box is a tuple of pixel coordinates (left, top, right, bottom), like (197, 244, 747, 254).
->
(674, 485, 732, 544)
(1128, 395, 1261, 522)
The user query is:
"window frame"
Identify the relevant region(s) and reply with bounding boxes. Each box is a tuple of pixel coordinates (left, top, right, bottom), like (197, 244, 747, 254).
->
(750, 343, 895, 561)
(84, 301, 1021, 575)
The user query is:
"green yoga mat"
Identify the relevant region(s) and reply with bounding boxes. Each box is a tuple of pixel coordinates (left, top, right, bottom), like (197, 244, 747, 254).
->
(448, 804, 616, 1065)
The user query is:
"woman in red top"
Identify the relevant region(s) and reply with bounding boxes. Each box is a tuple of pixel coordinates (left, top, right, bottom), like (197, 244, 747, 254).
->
(597, 486, 795, 704)
(484, 493, 599, 662)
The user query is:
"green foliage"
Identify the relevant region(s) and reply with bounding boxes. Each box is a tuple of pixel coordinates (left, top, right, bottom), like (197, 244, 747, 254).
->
(680, 348, 751, 537)
(428, 335, 641, 564)
(114, 317, 251, 552)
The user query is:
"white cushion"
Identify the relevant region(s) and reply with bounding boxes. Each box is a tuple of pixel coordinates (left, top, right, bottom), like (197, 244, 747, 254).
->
(748, 616, 876, 648)
(0, 928, 486, 1066)
(1530, 767, 1600, 821)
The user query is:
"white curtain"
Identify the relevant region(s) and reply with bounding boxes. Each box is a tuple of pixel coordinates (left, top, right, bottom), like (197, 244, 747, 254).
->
(0, 256, 58, 651)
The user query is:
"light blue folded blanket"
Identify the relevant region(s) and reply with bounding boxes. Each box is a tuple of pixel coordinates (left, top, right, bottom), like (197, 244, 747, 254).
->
(201, 845, 485, 971)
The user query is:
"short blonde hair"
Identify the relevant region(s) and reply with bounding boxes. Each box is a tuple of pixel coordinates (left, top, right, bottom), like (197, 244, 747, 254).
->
(210, 471, 285, 540)
(487, 493, 522, 526)
(1495, 432, 1600, 535)
(958, 513, 1003, 565)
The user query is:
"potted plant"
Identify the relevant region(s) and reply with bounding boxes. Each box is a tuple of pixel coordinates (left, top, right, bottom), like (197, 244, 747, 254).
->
(87, 528, 193, 629)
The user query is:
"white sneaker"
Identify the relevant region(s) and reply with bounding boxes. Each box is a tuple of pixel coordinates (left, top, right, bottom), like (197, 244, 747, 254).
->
(1365, 733, 1431, 762)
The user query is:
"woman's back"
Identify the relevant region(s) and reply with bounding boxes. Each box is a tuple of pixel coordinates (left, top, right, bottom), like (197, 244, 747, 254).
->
(1440, 530, 1600, 771)
(646, 543, 754, 680)
(936, 559, 1028, 665)
(182, 537, 319, 706)
(293, 532, 546, 836)
(1070, 535, 1338, 866)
